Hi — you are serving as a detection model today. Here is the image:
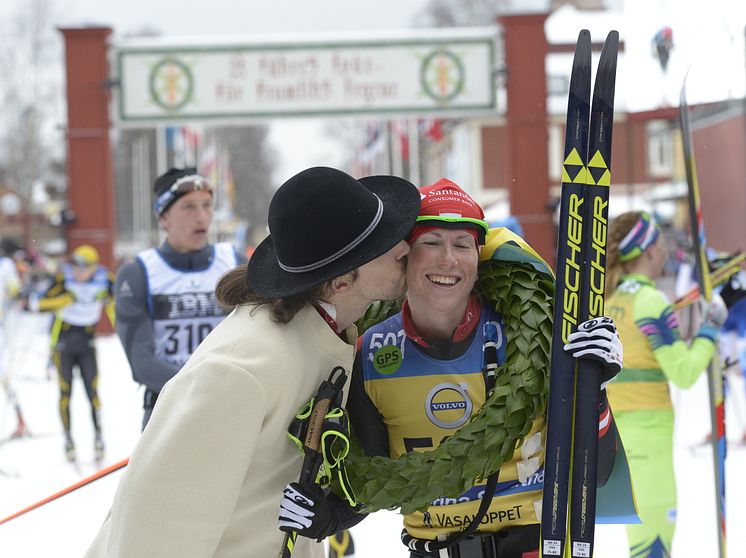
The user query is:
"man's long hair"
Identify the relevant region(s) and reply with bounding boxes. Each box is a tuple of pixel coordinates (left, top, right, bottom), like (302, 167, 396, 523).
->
(215, 264, 332, 324)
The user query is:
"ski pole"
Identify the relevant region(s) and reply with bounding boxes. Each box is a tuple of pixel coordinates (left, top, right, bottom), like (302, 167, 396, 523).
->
(280, 367, 348, 558)
(0, 458, 129, 526)
(680, 73, 727, 558)
(674, 252, 746, 310)
(676, 257, 744, 308)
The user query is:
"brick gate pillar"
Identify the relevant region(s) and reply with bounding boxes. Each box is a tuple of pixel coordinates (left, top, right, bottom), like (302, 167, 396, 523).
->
(59, 26, 116, 269)
(59, 26, 115, 333)
(499, 13, 554, 262)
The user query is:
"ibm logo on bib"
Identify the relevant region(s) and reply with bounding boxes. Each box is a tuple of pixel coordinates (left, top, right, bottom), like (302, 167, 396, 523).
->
(425, 383, 473, 429)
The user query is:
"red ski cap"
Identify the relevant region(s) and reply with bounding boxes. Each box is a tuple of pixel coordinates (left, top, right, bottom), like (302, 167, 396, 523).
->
(410, 178, 489, 245)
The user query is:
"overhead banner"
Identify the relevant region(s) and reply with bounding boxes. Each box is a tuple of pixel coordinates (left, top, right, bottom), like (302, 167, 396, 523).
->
(115, 29, 497, 124)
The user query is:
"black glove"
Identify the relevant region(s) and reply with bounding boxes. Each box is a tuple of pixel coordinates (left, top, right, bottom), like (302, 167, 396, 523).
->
(564, 317, 623, 389)
(720, 270, 746, 309)
(278, 482, 334, 542)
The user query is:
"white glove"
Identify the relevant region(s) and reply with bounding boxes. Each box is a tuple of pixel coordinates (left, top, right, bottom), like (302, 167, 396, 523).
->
(701, 292, 728, 329)
(564, 316, 623, 389)
(278, 483, 333, 541)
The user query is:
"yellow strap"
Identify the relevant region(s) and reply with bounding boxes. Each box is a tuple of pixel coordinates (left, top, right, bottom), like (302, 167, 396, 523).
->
(38, 292, 75, 313)
(49, 315, 64, 349)
(328, 530, 351, 557)
(104, 299, 116, 327)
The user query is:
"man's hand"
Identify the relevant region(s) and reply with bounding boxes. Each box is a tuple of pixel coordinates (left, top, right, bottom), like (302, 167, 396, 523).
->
(278, 482, 334, 542)
(564, 317, 623, 389)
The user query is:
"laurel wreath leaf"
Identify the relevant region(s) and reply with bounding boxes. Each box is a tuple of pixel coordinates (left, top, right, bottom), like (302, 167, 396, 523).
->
(342, 259, 554, 515)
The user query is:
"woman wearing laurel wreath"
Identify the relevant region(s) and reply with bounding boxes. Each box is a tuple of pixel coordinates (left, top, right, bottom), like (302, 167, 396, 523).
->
(284, 179, 626, 558)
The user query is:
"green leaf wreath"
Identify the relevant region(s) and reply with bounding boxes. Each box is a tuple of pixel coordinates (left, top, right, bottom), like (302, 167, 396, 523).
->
(341, 259, 554, 515)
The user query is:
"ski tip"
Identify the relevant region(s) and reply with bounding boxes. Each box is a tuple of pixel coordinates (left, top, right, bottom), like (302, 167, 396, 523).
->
(576, 29, 592, 52)
(571, 29, 593, 78)
(680, 66, 692, 104)
(600, 30, 620, 57)
(596, 30, 620, 79)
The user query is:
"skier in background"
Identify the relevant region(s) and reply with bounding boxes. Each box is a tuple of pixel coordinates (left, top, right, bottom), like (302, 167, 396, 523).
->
(27, 245, 115, 462)
(652, 26, 674, 73)
(114, 167, 242, 429)
(0, 236, 24, 438)
(604, 210, 727, 557)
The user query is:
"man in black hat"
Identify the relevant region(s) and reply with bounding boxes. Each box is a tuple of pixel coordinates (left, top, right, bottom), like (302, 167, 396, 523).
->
(85, 166, 420, 558)
(114, 167, 243, 429)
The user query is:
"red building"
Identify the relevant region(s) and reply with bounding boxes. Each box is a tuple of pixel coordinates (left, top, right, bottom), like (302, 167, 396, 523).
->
(477, 99, 746, 257)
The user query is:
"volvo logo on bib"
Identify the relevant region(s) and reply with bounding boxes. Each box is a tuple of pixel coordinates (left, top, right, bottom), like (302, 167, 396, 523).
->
(425, 383, 473, 429)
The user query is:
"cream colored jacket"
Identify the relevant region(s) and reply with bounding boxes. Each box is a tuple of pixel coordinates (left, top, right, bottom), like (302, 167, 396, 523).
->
(85, 304, 356, 558)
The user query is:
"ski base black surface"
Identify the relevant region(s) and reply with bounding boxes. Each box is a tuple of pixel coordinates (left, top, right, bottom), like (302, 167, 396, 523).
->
(540, 29, 619, 558)
(540, 29, 592, 558)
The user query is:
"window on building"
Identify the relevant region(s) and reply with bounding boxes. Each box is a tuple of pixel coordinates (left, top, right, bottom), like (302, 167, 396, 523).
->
(548, 124, 562, 182)
(647, 120, 674, 177)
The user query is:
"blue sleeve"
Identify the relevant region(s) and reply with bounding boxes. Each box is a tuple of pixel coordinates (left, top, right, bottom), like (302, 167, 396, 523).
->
(115, 261, 179, 392)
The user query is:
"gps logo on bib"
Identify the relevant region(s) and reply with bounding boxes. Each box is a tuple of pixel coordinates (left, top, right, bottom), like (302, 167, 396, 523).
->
(372, 345, 403, 375)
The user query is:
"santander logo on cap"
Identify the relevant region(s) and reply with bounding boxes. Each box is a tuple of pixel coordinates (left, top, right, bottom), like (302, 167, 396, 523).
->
(418, 178, 484, 221)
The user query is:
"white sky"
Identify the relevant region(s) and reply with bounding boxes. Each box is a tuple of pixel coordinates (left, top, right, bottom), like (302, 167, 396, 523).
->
(547, 0, 746, 112)
(1, 0, 432, 183)
(2, 0, 746, 182)
(51, 0, 430, 37)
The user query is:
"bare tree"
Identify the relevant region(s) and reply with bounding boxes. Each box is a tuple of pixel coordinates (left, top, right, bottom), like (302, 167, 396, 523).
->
(413, 0, 509, 28)
(215, 126, 277, 245)
(0, 0, 65, 199)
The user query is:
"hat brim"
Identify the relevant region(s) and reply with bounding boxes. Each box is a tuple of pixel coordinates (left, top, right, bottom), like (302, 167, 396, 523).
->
(248, 175, 420, 298)
(413, 217, 489, 245)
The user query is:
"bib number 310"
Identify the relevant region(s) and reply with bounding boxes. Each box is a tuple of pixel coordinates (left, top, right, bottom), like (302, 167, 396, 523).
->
(163, 323, 213, 355)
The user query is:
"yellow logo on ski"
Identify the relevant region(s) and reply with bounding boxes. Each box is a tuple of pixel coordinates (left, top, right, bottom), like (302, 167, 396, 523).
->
(587, 150, 611, 187)
(595, 170, 612, 186)
(562, 148, 587, 184)
(564, 148, 584, 166)
(588, 150, 607, 168)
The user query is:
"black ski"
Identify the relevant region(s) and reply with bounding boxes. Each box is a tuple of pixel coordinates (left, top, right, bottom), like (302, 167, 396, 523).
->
(541, 30, 619, 558)
(569, 31, 618, 558)
(540, 29, 592, 558)
(679, 76, 726, 558)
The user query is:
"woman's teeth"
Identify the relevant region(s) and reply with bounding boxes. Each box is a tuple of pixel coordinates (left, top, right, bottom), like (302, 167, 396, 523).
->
(428, 275, 458, 285)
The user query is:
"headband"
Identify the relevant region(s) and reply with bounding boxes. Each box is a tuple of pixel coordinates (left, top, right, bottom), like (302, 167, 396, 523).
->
(618, 212, 660, 262)
(154, 174, 213, 216)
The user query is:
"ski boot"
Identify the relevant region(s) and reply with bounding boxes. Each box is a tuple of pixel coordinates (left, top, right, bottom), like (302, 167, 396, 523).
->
(10, 413, 29, 439)
(64, 436, 76, 462)
(94, 433, 105, 461)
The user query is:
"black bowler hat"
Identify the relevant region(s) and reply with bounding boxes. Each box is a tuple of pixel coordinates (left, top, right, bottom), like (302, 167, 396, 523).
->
(248, 166, 420, 298)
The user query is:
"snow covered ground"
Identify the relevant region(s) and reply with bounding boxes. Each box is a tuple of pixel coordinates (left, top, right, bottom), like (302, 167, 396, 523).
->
(1, 310, 745, 557)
